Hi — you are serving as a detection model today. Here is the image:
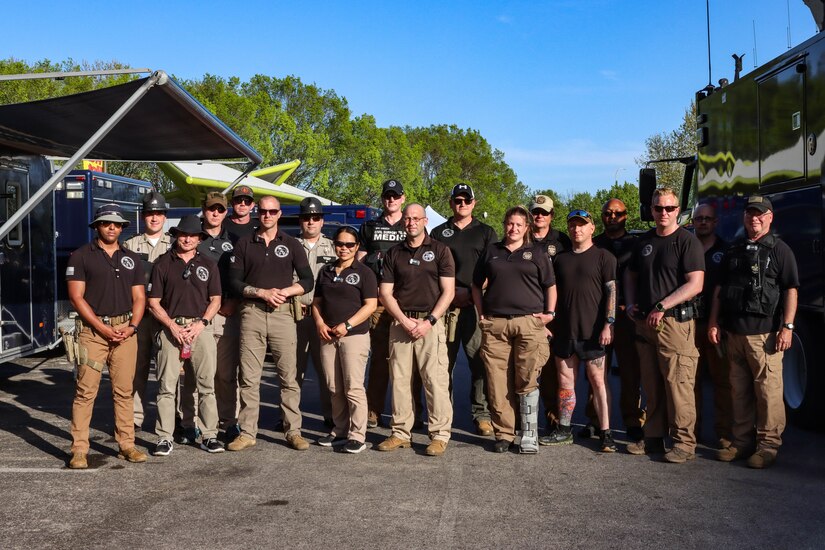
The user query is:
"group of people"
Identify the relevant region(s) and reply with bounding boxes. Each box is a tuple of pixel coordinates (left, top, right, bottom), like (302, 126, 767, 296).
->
(64, 179, 798, 471)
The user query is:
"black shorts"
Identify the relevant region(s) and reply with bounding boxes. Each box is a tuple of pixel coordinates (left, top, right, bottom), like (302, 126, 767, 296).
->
(553, 338, 606, 361)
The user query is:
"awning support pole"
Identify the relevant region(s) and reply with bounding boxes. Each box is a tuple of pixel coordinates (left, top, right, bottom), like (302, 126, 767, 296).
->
(0, 71, 165, 241)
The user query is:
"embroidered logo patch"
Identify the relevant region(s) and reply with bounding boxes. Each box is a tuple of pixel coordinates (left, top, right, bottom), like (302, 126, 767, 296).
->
(196, 266, 209, 281)
(274, 245, 289, 258)
(345, 273, 361, 285)
(523, 251, 533, 260)
(441, 228, 454, 238)
(422, 251, 435, 262)
(121, 256, 135, 270)
(642, 244, 653, 257)
(221, 242, 234, 252)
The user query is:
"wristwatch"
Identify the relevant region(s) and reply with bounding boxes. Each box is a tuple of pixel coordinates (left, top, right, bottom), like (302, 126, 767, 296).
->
(128, 324, 138, 333)
(200, 318, 211, 326)
(655, 302, 666, 313)
(344, 321, 353, 332)
(544, 310, 556, 317)
(425, 314, 438, 326)
(606, 317, 616, 325)
(783, 322, 795, 330)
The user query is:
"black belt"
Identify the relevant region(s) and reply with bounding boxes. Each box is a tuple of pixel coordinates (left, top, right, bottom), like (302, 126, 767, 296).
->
(174, 316, 200, 325)
(403, 310, 429, 319)
(485, 313, 534, 320)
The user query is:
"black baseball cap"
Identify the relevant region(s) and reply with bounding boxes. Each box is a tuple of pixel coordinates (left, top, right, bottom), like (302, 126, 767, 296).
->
(451, 183, 475, 200)
(745, 195, 773, 213)
(382, 179, 404, 197)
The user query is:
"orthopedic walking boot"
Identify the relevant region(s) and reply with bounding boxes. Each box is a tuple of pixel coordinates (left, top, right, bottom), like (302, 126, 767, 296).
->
(516, 389, 540, 454)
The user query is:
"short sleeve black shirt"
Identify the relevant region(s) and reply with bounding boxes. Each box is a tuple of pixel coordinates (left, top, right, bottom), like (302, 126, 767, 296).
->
(230, 230, 311, 294)
(358, 215, 407, 281)
(198, 227, 235, 296)
(534, 229, 572, 259)
(431, 217, 498, 289)
(473, 241, 556, 316)
(554, 246, 616, 341)
(629, 227, 705, 313)
(315, 261, 378, 335)
(593, 231, 637, 305)
(224, 217, 259, 245)
(701, 236, 728, 304)
(149, 251, 221, 318)
(382, 235, 455, 311)
(66, 240, 145, 316)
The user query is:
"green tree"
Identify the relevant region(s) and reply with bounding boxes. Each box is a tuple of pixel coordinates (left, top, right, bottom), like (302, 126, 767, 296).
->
(636, 102, 697, 191)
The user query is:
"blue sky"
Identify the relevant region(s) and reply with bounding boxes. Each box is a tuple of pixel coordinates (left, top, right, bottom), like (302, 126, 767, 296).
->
(8, 1, 821, 195)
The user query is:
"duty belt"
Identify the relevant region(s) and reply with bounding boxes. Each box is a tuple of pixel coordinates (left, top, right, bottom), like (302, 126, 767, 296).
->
(246, 300, 287, 313)
(174, 316, 200, 326)
(97, 312, 132, 326)
(403, 310, 429, 319)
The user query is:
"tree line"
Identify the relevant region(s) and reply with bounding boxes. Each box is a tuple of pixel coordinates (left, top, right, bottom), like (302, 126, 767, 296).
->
(1, 57, 670, 232)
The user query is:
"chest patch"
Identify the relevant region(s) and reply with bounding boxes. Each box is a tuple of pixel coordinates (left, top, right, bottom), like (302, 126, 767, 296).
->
(712, 251, 724, 264)
(196, 266, 209, 282)
(441, 228, 454, 238)
(221, 242, 234, 252)
(641, 244, 653, 257)
(274, 245, 289, 258)
(546, 244, 557, 257)
(121, 256, 135, 270)
(523, 251, 533, 260)
(345, 273, 361, 285)
(422, 251, 435, 262)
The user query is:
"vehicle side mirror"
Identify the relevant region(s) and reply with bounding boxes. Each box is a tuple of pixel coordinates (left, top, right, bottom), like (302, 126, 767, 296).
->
(639, 168, 656, 222)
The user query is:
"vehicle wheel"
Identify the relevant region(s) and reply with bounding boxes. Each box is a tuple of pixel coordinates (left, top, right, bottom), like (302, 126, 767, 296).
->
(784, 313, 824, 429)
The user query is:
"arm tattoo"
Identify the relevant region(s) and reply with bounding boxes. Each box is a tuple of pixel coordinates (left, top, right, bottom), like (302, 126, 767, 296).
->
(242, 286, 259, 298)
(604, 280, 616, 320)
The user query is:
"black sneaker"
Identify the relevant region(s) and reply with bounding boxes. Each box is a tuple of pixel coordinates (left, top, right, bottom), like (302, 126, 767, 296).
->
(493, 440, 512, 453)
(539, 426, 573, 446)
(318, 434, 347, 447)
(600, 429, 618, 453)
(200, 438, 225, 453)
(343, 439, 366, 454)
(577, 423, 598, 439)
(153, 439, 173, 456)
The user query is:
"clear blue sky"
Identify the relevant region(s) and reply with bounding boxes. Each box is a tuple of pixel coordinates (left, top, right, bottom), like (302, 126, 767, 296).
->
(9, 1, 821, 195)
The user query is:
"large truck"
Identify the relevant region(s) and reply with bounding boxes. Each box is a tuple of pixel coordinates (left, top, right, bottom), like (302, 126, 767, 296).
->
(0, 69, 263, 364)
(640, 6, 825, 426)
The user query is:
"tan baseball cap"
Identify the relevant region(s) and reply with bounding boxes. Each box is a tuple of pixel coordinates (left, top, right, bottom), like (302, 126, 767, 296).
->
(203, 191, 227, 208)
(530, 194, 554, 214)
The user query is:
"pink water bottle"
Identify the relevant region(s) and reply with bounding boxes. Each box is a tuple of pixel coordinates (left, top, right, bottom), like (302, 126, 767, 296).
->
(180, 343, 191, 360)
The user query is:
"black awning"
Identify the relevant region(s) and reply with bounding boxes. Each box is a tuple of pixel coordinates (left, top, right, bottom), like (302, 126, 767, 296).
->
(0, 74, 263, 164)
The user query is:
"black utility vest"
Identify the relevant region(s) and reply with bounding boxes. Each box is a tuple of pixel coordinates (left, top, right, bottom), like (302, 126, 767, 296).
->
(719, 233, 780, 317)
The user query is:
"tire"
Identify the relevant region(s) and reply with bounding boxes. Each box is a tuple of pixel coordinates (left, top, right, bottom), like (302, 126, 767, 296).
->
(783, 312, 824, 429)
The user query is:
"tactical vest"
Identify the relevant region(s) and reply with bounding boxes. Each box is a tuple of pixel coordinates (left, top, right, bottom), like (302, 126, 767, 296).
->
(719, 233, 780, 317)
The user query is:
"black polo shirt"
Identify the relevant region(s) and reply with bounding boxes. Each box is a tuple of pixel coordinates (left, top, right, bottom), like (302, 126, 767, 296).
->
(473, 241, 556, 316)
(198, 226, 235, 296)
(534, 229, 572, 259)
(554, 246, 616, 341)
(359, 214, 406, 281)
(702, 236, 728, 305)
(149, 250, 221, 318)
(66, 240, 145, 316)
(224, 216, 259, 245)
(431, 217, 498, 289)
(629, 227, 705, 313)
(382, 235, 455, 312)
(229, 229, 313, 297)
(594, 231, 637, 305)
(315, 261, 378, 335)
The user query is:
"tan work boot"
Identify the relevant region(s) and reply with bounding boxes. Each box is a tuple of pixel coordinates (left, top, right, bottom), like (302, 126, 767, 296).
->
(68, 452, 88, 470)
(664, 447, 695, 464)
(286, 432, 310, 451)
(377, 435, 412, 451)
(626, 437, 665, 456)
(717, 445, 749, 462)
(117, 447, 148, 463)
(747, 449, 778, 469)
(425, 439, 448, 456)
(227, 434, 256, 451)
(475, 420, 494, 437)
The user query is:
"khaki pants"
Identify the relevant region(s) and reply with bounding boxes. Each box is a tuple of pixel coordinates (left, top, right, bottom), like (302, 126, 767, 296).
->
(635, 317, 699, 453)
(319, 333, 370, 442)
(213, 311, 241, 428)
(71, 325, 138, 454)
(297, 315, 333, 420)
(388, 319, 452, 442)
(726, 331, 785, 452)
(238, 303, 301, 438)
(480, 316, 550, 442)
(366, 306, 422, 420)
(696, 320, 733, 442)
(446, 305, 490, 422)
(155, 325, 219, 440)
(133, 315, 160, 427)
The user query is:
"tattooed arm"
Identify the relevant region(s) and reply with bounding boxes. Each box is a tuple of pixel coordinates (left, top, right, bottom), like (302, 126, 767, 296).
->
(600, 280, 616, 346)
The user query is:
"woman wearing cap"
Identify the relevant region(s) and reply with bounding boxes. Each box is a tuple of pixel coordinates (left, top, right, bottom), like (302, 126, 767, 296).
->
(472, 206, 556, 454)
(312, 226, 378, 454)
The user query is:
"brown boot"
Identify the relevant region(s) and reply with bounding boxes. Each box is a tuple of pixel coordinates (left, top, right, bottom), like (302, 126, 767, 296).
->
(425, 439, 448, 456)
(286, 432, 310, 451)
(747, 449, 778, 469)
(377, 435, 412, 451)
(68, 452, 87, 470)
(117, 447, 148, 463)
(227, 434, 256, 451)
(475, 420, 494, 437)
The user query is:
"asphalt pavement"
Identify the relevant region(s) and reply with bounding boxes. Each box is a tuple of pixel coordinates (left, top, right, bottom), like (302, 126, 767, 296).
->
(1, 349, 824, 549)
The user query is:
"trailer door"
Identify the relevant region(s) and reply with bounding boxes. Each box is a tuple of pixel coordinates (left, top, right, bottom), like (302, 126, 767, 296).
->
(0, 162, 34, 359)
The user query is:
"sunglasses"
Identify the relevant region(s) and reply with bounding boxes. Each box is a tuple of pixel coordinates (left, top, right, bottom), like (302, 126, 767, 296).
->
(693, 216, 715, 223)
(233, 197, 253, 205)
(301, 215, 323, 222)
(334, 241, 358, 249)
(403, 216, 425, 224)
(531, 209, 551, 217)
(567, 209, 592, 220)
(206, 205, 226, 213)
(653, 205, 679, 213)
(382, 193, 402, 201)
(453, 197, 473, 205)
(602, 210, 627, 217)
(259, 208, 280, 217)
